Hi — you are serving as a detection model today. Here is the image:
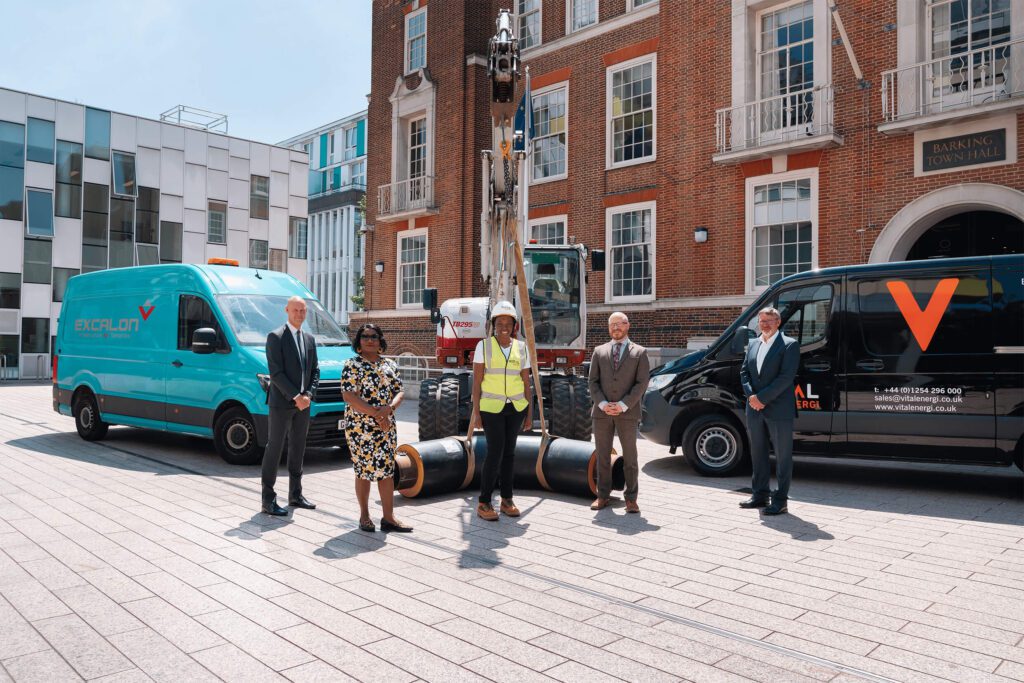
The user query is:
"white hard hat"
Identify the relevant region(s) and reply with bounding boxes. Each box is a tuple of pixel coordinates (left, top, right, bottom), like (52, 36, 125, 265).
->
(490, 300, 517, 321)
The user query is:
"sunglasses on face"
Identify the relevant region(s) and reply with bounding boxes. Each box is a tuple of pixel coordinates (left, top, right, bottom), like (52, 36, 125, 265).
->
(360, 334, 380, 341)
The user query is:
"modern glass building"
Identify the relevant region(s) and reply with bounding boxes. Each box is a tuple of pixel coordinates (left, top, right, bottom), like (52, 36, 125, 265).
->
(0, 86, 310, 379)
(279, 109, 366, 327)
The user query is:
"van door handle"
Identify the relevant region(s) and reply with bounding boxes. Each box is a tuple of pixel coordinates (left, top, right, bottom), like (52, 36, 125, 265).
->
(804, 361, 831, 371)
(855, 359, 884, 371)
(171, 360, 183, 368)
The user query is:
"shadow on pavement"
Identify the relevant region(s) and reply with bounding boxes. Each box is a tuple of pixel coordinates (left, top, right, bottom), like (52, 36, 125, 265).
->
(591, 505, 662, 534)
(642, 451, 1024, 523)
(758, 512, 834, 541)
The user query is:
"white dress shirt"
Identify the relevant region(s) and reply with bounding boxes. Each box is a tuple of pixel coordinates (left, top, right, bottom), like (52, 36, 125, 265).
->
(755, 330, 779, 374)
(287, 322, 306, 397)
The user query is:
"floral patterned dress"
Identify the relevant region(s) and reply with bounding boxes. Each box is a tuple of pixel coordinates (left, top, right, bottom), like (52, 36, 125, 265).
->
(341, 355, 404, 481)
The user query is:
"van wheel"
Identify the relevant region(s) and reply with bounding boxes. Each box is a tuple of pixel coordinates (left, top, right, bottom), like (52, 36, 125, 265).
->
(214, 407, 264, 466)
(682, 414, 746, 476)
(74, 392, 109, 441)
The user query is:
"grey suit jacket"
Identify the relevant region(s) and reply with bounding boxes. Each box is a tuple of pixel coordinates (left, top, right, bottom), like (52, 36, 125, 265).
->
(740, 333, 799, 421)
(588, 340, 651, 422)
(266, 325, 320, 409)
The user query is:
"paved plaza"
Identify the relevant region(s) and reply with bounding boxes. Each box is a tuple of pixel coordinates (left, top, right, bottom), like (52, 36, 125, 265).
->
(0, 382, 1022, 682)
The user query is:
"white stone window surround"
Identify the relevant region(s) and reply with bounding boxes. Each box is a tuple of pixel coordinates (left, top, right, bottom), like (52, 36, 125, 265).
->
(567, 0, 599, 34)
(630, 0, 659, 9)
(729, 0, 832, 132)
(528, 214, 568, 244)
(605, 200, 657, 304)
(405, 7, 428, 75)
(606, 53, 658, 170)
(529, 80, 569, 185)
(396, 226, 428, 309)
(744, 167, 819, 295)
(388, 70, 435, 189)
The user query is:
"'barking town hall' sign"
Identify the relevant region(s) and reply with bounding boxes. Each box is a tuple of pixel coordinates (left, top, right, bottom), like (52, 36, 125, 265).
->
(922, 129, 1007, 173)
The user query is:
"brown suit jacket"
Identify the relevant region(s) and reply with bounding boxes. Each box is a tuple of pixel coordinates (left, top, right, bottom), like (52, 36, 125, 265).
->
(588, 340, 651, 422)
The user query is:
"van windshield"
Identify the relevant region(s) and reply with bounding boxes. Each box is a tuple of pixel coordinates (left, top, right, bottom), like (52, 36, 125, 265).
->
(217, 295, 351, 347)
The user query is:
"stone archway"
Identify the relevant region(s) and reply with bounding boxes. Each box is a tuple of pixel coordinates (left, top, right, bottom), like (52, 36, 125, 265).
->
(869, 183, 1024, 263)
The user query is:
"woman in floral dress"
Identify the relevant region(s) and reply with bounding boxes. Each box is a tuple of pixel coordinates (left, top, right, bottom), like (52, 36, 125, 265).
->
(341, 323, 411, 533)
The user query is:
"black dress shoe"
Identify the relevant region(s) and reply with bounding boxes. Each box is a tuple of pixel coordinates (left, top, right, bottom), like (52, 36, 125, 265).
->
(289, 497, 316, 510)
(764, 499, 788, 515)
(380, 519, 413, 533)
(739, 496, 769, 509)
(262, 502, 288, 516)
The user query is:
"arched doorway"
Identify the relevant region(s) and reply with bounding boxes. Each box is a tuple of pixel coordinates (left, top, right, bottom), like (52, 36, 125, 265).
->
(906, 210, 1024, 260)
(869, 183, 1024, 263)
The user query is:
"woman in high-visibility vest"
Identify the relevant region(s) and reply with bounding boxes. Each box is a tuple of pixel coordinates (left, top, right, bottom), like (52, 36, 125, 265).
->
(470, 301, 533, 521)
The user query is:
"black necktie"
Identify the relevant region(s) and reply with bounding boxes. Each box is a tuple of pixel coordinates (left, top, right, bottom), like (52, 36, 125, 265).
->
(294, 329, 305, 389)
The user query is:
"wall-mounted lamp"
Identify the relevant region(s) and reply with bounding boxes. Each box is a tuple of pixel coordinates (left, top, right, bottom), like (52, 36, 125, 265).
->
(374, 260, 385, 277)
(694, 226, 708, 244)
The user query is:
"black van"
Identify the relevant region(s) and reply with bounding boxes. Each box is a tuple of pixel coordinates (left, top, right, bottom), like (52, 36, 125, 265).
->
(639, 254, 1023, 475)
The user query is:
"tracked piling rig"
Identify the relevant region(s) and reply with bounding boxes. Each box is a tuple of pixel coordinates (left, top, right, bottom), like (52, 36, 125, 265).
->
(419, 8, 594, 443)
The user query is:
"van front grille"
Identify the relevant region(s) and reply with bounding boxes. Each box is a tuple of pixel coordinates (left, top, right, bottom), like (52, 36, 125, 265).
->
(315, 380, 344, 404)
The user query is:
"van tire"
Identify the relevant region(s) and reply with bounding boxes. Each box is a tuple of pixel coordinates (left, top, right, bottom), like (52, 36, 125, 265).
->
(74, 392, 109, 441)
(682, 414, 747, 476)
(214, 407, 264, 466)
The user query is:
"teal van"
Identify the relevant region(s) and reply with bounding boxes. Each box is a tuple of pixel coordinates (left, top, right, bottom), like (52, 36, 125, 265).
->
(52, 263, 355, 465)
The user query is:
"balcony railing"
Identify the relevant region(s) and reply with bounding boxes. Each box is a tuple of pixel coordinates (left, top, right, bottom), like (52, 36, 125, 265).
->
(882, 38, 1023, 123)
(715, 85, 835, 157)
(378, 175, 435, 218)
(309, 182, 366, 200)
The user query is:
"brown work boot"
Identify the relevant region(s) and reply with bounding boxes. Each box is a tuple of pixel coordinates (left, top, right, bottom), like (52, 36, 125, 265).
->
(625, 500, 640, 514)
(500, 498, 520, 517)
(590, 497, 610, 511)
(477, 502, 499, 521)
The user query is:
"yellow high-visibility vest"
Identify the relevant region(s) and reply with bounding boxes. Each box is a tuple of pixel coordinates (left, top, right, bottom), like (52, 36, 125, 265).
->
(479, 336, 528, 413)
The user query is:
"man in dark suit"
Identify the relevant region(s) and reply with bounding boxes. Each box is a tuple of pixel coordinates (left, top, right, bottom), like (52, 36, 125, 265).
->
(589, 312, 650, 513)
(739, 306, 799, 515)
(261, 296, 319, 516)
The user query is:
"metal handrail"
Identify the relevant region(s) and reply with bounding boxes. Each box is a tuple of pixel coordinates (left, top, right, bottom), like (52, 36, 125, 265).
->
(37, 355, 47, 379)
(377, 176, 435, 217)
(882, 38, 1022, 122)
(715, 85, 835, 155)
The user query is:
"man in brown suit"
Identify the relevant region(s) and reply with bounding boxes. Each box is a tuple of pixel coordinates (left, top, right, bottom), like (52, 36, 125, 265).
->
(589, 312, 650, 513)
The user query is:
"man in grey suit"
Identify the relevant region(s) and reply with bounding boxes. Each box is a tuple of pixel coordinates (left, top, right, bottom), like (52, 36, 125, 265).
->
(589, 312, 650, 513)
(739, 306, 799, 515)
(261, 296, 319, 516)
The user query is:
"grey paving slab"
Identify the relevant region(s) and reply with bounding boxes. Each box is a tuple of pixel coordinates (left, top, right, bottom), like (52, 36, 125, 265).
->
(33, 613, 135, 679)
(0, 650, 82, 683)
(277, 623, 415, 682)
(195, 608, 315, 671)
(106, 627, 220, 683)
(190, 643, 289, 682)
(53, 583, 145, 636)
(1, 385, 1022, 682)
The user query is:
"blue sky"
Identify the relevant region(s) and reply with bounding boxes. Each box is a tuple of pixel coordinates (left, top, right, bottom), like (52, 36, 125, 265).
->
(1, 1, 372, 144)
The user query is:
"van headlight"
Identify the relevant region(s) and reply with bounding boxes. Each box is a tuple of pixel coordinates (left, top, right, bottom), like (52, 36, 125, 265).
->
(257, 373, 271, 392)
(647, 374, 674, 392)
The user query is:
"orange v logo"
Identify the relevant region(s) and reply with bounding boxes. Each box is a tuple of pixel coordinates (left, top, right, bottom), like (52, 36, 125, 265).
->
(885, 278, 959, 351)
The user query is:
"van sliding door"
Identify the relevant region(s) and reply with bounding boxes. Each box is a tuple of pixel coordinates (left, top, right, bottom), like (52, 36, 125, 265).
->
(843, 265, 995, 463)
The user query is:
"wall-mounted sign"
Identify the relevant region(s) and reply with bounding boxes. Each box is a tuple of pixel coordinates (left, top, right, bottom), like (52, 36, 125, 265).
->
(921, 129, 1006, 172)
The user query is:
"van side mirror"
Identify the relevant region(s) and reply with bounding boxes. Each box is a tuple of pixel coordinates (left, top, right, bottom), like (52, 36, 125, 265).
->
(192, 328, 218, 354)
(590, 249, 605, 272)
(729, 326, 754, 356)
(422, 287, 441, 325)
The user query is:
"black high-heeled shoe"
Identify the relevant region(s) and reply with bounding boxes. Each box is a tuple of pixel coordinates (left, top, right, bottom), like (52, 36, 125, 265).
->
(380, 519, 413, 533)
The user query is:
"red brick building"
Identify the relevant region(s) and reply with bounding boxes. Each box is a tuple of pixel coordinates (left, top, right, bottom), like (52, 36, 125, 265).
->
(361, 0, 1023, 358)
